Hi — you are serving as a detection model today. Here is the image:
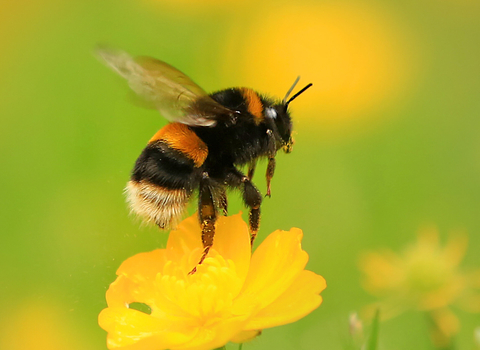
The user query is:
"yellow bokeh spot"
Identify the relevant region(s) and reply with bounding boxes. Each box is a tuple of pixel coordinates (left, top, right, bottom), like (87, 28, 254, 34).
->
(0, 298, 88, 350)
(222, 2, 419, 128)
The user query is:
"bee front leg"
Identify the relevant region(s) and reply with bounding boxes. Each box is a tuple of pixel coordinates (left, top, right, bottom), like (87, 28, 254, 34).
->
(190, 172, 217, 275)
(265, 157, 275, 198)
(226, 168, 262, 246)
(247, 161, 256, 181)
(265, 129, 277, 197)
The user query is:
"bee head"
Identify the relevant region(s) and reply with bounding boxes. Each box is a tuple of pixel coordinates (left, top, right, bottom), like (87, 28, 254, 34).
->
(265, 78, 312, 153)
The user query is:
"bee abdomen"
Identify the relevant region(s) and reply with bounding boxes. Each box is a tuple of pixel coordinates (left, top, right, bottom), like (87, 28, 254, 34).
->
(126, 123, 208, 228)
(131, 140, 197, 189)
(126, 180, 190, 229)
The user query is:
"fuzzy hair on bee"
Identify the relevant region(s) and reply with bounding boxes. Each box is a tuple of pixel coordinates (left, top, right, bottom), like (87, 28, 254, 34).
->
(97, 48, 312, 273)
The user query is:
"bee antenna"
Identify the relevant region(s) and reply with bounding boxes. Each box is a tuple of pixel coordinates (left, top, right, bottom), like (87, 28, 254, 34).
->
(283, 76, 301, 103)
(285, 82, 313, 108)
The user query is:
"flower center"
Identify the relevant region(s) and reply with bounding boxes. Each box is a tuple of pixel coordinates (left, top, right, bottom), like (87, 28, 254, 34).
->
(152, 251, 243, 326)
(404, 252, 451, 294)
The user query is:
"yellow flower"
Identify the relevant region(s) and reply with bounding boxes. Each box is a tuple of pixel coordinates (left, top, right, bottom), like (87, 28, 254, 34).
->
(220, 2, 419, 130)
(99, 213, 326, 350)
(0, 298, 90, 350)
(359, 227, 480, 346)
(359, 227, 475, 311)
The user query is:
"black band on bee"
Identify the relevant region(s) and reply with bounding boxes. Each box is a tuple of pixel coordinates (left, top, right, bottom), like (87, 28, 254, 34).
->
(210, 88, 269, 125)
(132, 141, 197, 190)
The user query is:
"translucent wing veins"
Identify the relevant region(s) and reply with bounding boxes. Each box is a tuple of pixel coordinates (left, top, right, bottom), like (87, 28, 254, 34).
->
(96, 47, 235, 127)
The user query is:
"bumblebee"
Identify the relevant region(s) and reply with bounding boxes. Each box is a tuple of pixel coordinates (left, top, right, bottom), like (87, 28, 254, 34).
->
(98, 49, 312, 271)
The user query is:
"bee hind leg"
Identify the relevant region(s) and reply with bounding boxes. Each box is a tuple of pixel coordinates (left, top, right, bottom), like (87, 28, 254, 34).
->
(226, 168, 262, 246)
(249, 206, 260, 246)
(189, 173, 217, 275)
(219, 189, 228, 216)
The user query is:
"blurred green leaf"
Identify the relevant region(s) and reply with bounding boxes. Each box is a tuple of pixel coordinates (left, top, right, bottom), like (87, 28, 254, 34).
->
(365, 309, 380, 350)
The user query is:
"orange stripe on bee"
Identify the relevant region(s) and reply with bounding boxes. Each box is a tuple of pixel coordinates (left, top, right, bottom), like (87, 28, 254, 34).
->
(240, 88, 264, 123)
(149, 123, 208, 167)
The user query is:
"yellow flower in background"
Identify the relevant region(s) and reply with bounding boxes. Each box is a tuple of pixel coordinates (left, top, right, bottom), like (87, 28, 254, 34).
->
(359, 227, 480, 347)
(99, 214, 326, 350)
(360, 227, 471, 311)
(221, 2, 419, 130)
(0, 298, 90, 350)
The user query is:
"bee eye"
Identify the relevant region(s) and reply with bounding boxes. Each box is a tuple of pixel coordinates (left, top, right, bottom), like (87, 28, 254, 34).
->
(265, 107, 277, 119)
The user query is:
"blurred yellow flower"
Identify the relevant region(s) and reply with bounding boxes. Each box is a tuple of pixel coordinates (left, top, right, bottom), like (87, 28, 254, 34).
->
(99, 213, 326, 350)
(0, 298, 89, 350)
(221, 2, 419, 130)
(359, 227, 480, 346)
(359, 228, 475, 311)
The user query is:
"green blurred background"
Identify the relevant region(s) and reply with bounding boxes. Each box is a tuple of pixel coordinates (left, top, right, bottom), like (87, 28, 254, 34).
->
(1, 0, 479, 349)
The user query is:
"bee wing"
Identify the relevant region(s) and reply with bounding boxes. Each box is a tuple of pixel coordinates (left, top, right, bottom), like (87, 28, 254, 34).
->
(97, 48, 235, 127)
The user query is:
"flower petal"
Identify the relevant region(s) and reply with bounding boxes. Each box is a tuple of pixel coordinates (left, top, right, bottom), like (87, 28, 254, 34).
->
(210, 213, 251, 283)
(98, 307, 195, 349)
(233, 228, 309, 312)
(244, 270, 326, 330)
(117, 249, 168, 281)
(106, 250, 168, 307)
(230, 330, 261, 343)
(166, 213, 251, 278)
(173, 315, 250, 350)
(358, 250, 402, 295)
(166, 213, 203, 263)
(443, 232, 468, 267)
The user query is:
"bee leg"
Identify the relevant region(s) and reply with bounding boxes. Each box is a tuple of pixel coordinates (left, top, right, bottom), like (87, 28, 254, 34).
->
(249, 206, 260, 246)
(219, 189, 228, 216)
(265, 157, 275, 198)
(226, 168, 262, 246)
(265, 128, 277, 197)
(189, 173, 217, 275)
(247, 161, 256, 180)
